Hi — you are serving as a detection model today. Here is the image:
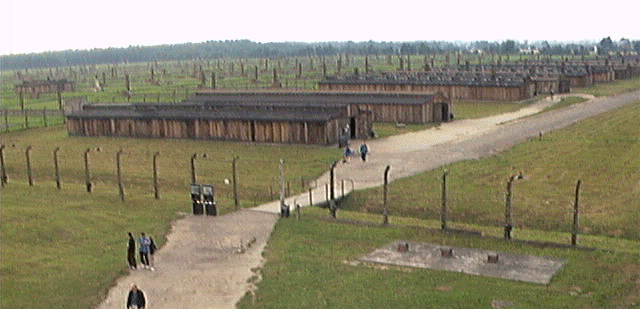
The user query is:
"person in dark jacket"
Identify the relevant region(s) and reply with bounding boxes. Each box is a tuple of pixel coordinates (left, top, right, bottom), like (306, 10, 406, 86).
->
(126, 284, 146, 309)
(127, 233, 137, 270)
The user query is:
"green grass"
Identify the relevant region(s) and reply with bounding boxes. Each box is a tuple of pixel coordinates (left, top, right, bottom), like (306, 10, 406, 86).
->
(236, 216, 640, 309)
(372, 122, 440, 139)
(0, 126, 341, 308)
(573, 78, 640, 97)
(1, 182, 185, 308)
(541, 96, 589, 113)
(340, 101, 640, 239)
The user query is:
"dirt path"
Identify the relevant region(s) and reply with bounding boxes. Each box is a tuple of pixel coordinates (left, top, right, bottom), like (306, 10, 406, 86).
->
(95, 91, 638, 309)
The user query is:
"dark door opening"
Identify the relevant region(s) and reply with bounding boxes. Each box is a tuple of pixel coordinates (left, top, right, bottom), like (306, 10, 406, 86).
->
(441, 103, 449, 122)
(350, 117, 356, 138)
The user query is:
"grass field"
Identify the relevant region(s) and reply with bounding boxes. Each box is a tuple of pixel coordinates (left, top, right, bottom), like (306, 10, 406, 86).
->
(341, 101, 640, 239)
(0, 126, 343, 308)
(236, 217, 640, 309)
(573, 78, 640, 97)
(1, 57, 638, 308)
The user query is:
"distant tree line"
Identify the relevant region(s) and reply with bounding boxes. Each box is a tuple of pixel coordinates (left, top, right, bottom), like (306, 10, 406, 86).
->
(1, 38, 638, 71)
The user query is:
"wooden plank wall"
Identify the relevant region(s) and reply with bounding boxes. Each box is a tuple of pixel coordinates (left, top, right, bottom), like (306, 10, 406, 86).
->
(67, 118, 336, 145)
(319, 83, 531, 101)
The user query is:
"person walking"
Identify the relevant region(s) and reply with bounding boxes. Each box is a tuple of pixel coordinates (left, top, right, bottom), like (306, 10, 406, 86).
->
(138, 233, 152, 270)
(126, 284, 146, 309)
(359, 143, 369, 162)
(127, 232, 137, 270)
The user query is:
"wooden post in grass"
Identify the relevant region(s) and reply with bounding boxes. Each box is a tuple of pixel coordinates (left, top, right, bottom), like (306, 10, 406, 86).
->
(441, 169, 448, 230)
(53, 147, 61, 190)
(116, 149, 125, 201)
(571, 180, 582, 246)
(125, 73, 131, 92)
(254, 65, 258, 81)
(308, 187, 313, 206)
(0, 144, 7, 186)
(25, 145, 33, 186)
(153, 152, 160, 199)
(24, 109, 29, 129)
(329, 161, 338, 201)
(365, 56, 369, 74)
(57, 91, 63, 110)
(383, 165, 391, 225)
(84, 148, 92, 192)
(232, 156, 239, 209)
(4, 109, 9, 133)
(19, 91, 24, 110)
(43, 108, 47, 127)
(211, 72, 216, 89)
(279, 159, 285, 211)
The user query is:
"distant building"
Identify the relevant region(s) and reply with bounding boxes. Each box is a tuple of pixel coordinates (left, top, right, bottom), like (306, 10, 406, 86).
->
(66, 92, 452, 145)
(15, 79, 74, 98)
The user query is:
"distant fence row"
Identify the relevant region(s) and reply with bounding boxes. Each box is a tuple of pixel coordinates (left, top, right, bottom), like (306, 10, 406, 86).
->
(1, 108, 66, 132)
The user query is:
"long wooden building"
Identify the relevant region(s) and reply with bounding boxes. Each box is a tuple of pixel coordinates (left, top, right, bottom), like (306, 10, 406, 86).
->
(67, 92, 452, 145)
(67, 102, 350, 145)
(190, 91, 452, 125)
(15, 79, 74, 98)
(318, 73, 536, 101)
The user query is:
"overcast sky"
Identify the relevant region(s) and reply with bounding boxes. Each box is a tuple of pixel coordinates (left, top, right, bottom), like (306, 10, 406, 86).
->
(1, 0, 638, 55)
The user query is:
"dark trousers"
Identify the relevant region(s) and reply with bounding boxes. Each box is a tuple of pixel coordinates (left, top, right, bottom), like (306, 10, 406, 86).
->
(139, 252, 149, 266)
(128, 251, 137, 268)
(361, 153, 367, 161)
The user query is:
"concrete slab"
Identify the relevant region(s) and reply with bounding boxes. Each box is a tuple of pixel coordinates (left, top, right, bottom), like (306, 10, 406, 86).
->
(360, 241, 567, 284)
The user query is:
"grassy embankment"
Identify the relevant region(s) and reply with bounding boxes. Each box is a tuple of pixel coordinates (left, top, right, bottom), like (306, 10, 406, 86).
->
(341, 101, 640, 239)
(237, 100, 640, 309)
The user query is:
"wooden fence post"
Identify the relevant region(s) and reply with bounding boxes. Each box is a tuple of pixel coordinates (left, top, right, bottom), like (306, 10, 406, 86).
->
(571, 180, 582, 246)
(153, 152, 160, 199)
(441, 169, 448, 230)
(0, 144, 7, 186)
(43, 108, 47, 127)
(84, 148, 92, 192)
(25, 145, 33, 186)
(53, 147, 61, 190)
(116, 149, 125, 201)
(232, 156, 239, 209)
(383, 165, 391, 225)
(4, 109, 8, 133)
(57, 91, 63, 110)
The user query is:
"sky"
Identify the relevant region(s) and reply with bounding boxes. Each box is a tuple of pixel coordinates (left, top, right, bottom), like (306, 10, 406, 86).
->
(1, 0, 638, 55)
